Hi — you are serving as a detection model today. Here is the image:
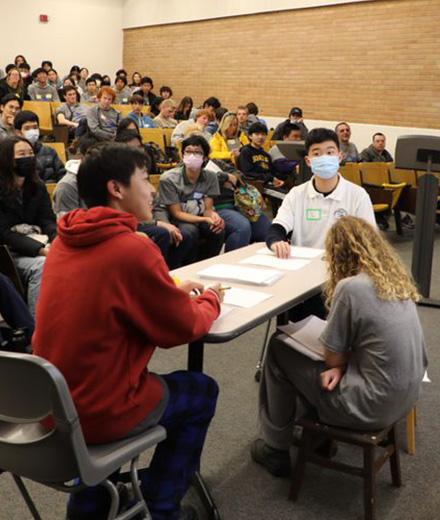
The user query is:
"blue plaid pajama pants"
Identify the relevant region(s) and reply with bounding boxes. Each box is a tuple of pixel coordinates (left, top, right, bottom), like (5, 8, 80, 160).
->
(67, 370, 219, 520)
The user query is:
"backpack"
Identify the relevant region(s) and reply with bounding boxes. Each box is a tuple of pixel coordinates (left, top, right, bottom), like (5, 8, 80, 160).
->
(234, 183, 264, 222)
(143, 142, 166, 174)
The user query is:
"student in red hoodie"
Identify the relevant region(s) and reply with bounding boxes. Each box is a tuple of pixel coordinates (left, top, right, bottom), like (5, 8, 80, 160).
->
(33, 142, 224, 520)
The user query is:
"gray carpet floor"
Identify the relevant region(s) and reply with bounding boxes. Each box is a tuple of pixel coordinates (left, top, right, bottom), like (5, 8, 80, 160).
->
(1, 224, 439, 520)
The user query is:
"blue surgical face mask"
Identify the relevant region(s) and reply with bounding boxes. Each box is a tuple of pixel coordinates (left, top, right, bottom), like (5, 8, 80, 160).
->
(310, 155, 340, 179)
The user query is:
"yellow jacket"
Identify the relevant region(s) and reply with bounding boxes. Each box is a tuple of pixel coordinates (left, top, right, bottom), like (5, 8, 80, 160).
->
(209, 132, 249, 162)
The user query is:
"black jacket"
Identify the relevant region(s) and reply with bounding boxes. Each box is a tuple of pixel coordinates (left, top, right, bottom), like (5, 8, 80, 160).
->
(0, 182, 57, 257)
(35, 142, 66, 182)
(272, 119, 308, 141)
(132, 89, 160, 115)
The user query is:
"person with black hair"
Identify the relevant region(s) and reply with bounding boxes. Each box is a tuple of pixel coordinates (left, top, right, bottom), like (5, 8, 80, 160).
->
(266, 128, 375, 258)
(133, 76, 159, 110)
(47, 68, 62, 90)
(159, 134, 225, 262)
(0, 67, 27, 101)
(238, 122, 284, 185)
(56, 86, 87, 138)
(114, 75, 131, 104)
(190, 96, 221, 121)
(14, 55, 27, 67)
(127, 95, 157, 128)
(360, 132, 394, 162)
(41, 60, 53, 72)
(0, 136, 56, 316)
(82, 77, 99, 103)
(159, 85, 173, 99)
(28, 68, 59, 101)
(0, 94, 23, 139)
(17, 62, 32, 90)
(175, 96, 193, 121)
(14, 110, 65, 182)
(33, 142, 223, 520)
(129, 71, 142, 91)
(269, 122, 302, 178)
(272, 106, 308, 141)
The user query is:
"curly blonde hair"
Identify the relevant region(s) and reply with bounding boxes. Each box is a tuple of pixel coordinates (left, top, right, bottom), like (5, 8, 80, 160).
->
(324, 216, 420, 307)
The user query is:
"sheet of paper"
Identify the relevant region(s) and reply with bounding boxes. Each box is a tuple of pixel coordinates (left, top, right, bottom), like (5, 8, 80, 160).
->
(197, 264, 283, 286)
(223, 287, 272, 308)
(278, 333, 324, 361)
(256, 246, 324, 259)
(278, 316, 327, 360)
(215, 305, 233, 321)
(240, 254, 310, 271)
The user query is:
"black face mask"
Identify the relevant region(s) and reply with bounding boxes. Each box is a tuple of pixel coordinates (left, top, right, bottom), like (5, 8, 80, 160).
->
(14, 156, 35, 178)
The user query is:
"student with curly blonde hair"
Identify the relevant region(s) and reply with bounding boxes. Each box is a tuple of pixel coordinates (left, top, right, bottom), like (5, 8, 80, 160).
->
(252, 216, 427, 477)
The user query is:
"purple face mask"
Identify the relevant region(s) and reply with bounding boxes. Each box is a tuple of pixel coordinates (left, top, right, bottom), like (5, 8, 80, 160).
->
(183, 153, 204, 170)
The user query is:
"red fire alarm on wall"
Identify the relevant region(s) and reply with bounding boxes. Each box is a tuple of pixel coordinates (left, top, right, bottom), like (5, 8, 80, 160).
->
(39, 14, 49, 23)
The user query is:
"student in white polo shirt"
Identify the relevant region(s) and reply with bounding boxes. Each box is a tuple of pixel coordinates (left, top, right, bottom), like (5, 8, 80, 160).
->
(266, 127, 375, 258)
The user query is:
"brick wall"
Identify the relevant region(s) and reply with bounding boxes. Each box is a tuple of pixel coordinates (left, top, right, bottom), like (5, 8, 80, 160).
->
(123, 0, 440, 129)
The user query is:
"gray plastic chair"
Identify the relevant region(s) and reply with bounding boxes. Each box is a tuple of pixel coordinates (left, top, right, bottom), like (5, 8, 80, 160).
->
(0, 351, 166, 520)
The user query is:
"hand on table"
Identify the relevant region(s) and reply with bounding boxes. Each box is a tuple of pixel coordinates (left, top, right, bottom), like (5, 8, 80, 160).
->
(270, 241, 291, 259)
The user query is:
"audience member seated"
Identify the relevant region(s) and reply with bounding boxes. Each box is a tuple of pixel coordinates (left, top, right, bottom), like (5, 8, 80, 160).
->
(0, 94, 22, 139)
(175, 96, 193, 121)
(208, 157, 271, 252)
(190, 96, 221, 121)
(246, 102, 266, 127)
(128, 95, 157, 128)
(82, 77, 99, 103)
(14, 55, 27, 67)
(360, 132, 394, 162)
(237, 105, 250, 133)
(78, 67, 89, 91)
(33, 142, 223, 520)
(14, 110, 66, 182)
(17, 62, 32, 90)
(113, 75, 131, 104)
(116, 116, 141, 137)
(132, 76, 159, 111)
(266, 128, 375, 256)
(58, 76, 75, 101)
(28, 67, 59, 101)
(41, 60, 53, 73)
(159, 134, 225, 263)
(0, 272, 34, 351)
(269, 122, 302, 178)
(154, 99, 178, 129)
(53, 135, 95, 220)
(335, 122, 359, 163)
(210, 112, 248, 163)
(159, 85, 173, 100)
(238, 122, 285, 186)
(0, 67, 27, 101)
(0, 136, 56, 316)
(206, 106, 228, 136)
(56, 86, 87, 138)
(273, 106, 308, 140)
(171, 109, 211, 145)
(47, 68, 62, 90)
(86, 87, 120, 141)
(129, 71, 142, 92)
(101, 74, 111, 86)
(252, 216, 427, 477)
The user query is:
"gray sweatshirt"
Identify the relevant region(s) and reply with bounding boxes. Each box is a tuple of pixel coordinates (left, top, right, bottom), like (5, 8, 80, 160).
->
(28, 82, 60, 102)
(86, 105, 120, 141)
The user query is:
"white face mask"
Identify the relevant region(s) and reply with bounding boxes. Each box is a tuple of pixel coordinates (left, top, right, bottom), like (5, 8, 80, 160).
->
(23, 128, 40, 145)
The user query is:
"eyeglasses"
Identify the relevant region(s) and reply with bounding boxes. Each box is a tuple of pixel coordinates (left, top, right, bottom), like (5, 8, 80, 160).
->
(183, 151, 204, 157)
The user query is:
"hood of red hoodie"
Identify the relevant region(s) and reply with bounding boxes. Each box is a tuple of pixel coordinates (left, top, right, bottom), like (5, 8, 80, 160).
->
(58, 207, 138, 248)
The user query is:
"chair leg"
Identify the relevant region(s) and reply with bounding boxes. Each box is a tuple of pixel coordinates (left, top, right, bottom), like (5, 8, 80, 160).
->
(406, 408, 417, 455)
(289, 430, 312, 502)
(363, 445, 376, 520)
(394, 208, 403, 235)
(12, 474, 42, 520)
(388, 427, 402, 487)
(129, 456, 150, 519)
(102, 479, 120, 520)
(255, 319, 272, 382)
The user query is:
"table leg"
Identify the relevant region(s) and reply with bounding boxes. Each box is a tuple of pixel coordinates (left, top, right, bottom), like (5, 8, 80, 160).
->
(187, 340, 222, 519)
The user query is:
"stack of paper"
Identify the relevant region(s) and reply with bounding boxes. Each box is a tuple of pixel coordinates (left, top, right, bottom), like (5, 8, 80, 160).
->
(240, 255, 310, 271)
(278, 315, 327, 361)
(197, 264, 283, 286)
(256, 246, 324, 259)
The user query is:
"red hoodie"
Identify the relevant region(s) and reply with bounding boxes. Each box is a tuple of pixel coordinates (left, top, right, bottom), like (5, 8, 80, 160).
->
(33, 207, 220, 444)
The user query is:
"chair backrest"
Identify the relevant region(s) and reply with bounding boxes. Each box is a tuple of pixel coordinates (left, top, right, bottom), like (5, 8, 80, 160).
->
(263, 129, 275, 151)
(149, 174, 161, 191)
(140, 128, 165, 151)
(112, 104, 132, 117)
(22, 101, 53, 133)
(389, 164, 417, 187)
(359, 162, 390, 185)
(0, 352, 92, 484)
(44, 142, 67, 164)
(163, 128, 174, 147)
(46, 182, 57, 203)
(339, 163, 362, 185)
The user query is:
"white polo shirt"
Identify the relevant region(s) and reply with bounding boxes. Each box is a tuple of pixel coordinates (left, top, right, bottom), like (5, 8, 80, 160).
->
(273, 175, 376, 248)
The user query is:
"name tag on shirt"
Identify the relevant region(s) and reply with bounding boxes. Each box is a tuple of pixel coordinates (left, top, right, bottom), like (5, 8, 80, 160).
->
(36, 94, 42, 100)
(306, 209, 322, 221)
(193, 192, 204, 200)
(45, 93, 53, 100)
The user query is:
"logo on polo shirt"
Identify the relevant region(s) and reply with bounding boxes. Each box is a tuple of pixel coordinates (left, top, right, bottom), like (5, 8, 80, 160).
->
(334, 208, 348, 219)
